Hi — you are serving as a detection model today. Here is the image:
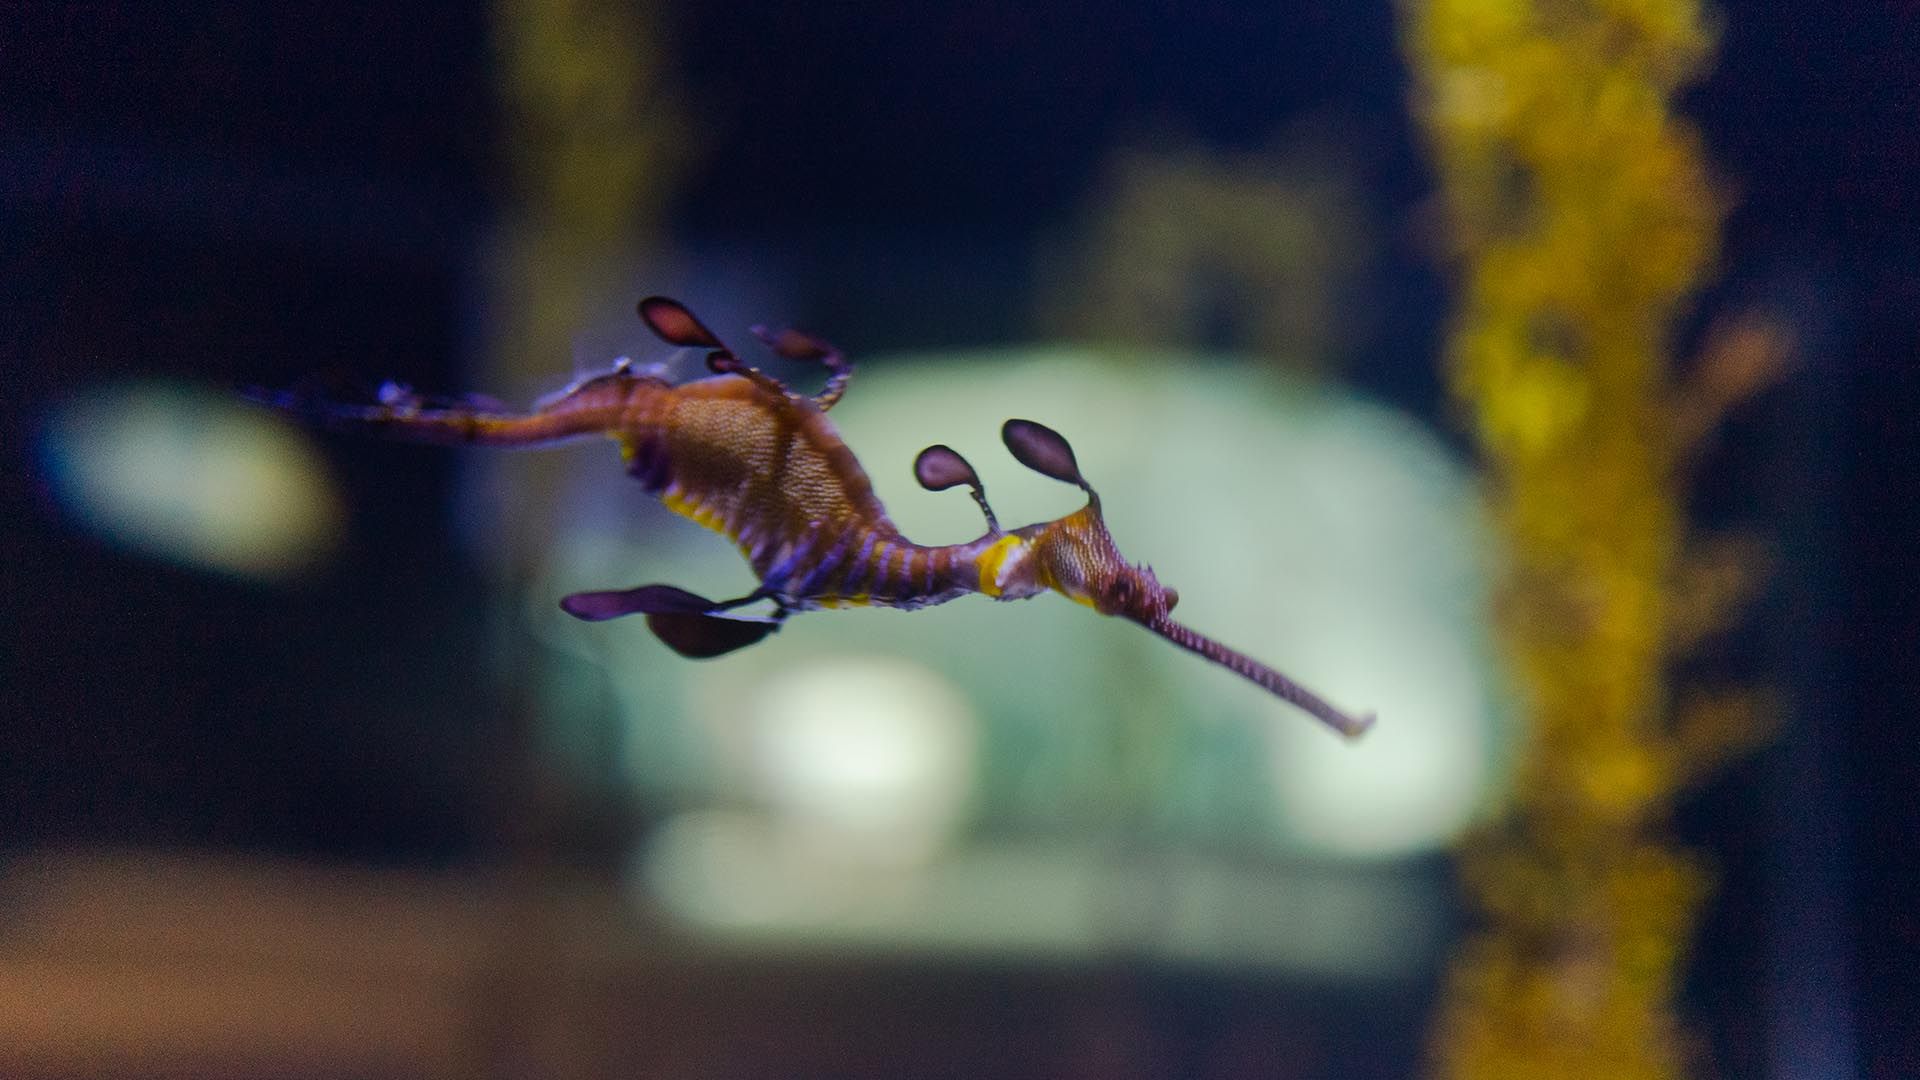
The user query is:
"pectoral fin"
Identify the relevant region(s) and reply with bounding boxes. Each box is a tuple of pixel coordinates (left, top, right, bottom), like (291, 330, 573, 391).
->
(560, 584, 717, 621)
(644, 611, 780, 658)
(560, 583, 783, 658)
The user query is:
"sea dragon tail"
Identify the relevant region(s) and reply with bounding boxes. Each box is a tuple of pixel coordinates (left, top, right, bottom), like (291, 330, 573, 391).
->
(245, 374, 645, 449)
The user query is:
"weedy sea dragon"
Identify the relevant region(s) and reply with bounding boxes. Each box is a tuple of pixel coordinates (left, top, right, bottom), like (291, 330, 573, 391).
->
(254, 297, 1375, 738)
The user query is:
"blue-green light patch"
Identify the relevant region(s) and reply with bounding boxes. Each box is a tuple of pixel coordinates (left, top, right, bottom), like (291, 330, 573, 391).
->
(39, 379, 344, 581)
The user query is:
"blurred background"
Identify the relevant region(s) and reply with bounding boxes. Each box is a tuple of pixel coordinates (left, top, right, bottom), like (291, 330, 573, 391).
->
(2, 2, 1913, 1078)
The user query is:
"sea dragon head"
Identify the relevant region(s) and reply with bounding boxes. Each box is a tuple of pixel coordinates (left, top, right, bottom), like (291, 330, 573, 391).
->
(939, 418, 1375, 738)
(993, 420, 1181, 625)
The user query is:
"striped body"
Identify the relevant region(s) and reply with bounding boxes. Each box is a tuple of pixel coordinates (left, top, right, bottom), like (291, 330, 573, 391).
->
(624, 372, 1044, 611)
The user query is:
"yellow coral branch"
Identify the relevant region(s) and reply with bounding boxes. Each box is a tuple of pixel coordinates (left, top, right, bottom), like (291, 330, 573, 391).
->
(1404, 1, 1775, 1077)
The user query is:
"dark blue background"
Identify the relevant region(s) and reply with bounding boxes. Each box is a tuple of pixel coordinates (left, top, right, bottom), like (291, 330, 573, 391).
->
(4, 3, 1914, 1074)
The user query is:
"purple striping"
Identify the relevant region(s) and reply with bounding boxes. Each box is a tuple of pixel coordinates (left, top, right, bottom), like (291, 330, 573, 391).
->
(763, 538, 810, 590)
(864, 542, 892, 597)
(790, 532, 852, 598)
(873, 543, 903, 598)
(842, 532, 879, 594)
(890, 545, 911, 596)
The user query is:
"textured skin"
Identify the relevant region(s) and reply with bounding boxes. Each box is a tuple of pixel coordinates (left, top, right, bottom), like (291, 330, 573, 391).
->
(636, 374, 891, 545)
(562, 370, 1014, 612)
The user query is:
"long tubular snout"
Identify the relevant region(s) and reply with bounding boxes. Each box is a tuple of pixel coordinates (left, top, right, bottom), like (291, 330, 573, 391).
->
(1147, 617, 1376, 738)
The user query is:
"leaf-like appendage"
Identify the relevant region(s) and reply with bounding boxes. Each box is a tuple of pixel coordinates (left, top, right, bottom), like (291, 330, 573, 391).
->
(646, 612, 778, 658)
(1002, 419, 1085, 487)
(560, 584, 717, 622)
(914, 444, 981, 492)
(638, 296, 724, 349)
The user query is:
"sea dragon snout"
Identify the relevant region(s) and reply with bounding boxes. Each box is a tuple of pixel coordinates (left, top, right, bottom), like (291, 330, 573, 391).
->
(984, 418, 1374, 738)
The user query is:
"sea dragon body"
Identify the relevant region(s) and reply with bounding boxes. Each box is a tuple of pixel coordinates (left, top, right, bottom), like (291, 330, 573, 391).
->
(258, 297, 1374, 737)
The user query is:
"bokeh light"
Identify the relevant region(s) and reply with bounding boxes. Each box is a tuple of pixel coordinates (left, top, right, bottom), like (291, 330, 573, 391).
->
(38, 380, 344, 581)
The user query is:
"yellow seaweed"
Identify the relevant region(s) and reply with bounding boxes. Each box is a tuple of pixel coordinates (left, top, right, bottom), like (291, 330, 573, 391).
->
(1403, 1, 1785, 1076)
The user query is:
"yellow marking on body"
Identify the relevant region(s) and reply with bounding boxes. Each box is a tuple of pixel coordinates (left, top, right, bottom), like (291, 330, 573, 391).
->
(975, 534, 1027, 598)
(661, 489, 733, 538)
(818, 595, 872, 609)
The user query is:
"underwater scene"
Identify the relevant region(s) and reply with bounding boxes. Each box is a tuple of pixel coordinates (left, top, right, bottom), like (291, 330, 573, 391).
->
(5, 2, 1913, 1077)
